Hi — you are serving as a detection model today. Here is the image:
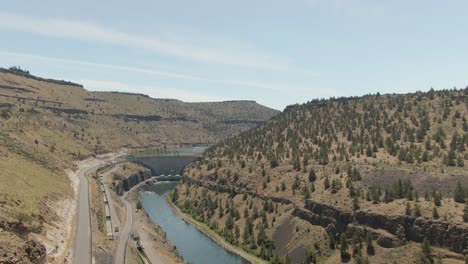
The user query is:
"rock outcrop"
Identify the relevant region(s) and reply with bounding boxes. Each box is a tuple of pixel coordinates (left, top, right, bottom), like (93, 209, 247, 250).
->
(294, 200, 468, 253)
(345, 224, 404, 248)
(24, 239, 46, 263)
(121, 169, 152, 193)
(184, 176, 293, 205)
(0, 238, 46, 264)
(182, 177, 468, 254)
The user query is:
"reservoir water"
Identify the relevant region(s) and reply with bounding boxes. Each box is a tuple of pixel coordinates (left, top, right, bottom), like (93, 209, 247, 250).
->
(140, 181, 247, 264)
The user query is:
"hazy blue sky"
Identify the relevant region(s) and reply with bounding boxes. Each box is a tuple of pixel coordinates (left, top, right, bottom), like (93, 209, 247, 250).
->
(0, 1, 466, 110)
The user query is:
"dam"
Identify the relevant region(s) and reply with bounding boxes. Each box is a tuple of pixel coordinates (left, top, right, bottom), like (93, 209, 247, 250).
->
(122, 146, 247, 263)
(121, 146, 206, 191)
(127, 156, 199, 176)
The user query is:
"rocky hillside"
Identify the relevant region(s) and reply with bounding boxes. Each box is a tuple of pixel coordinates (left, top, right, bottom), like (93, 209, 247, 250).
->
(174, 88, 468, 263)
(0, 68, 277, 263)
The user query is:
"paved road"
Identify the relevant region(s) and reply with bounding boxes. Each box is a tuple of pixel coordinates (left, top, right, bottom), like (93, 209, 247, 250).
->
(103, 184, 121, 236)
(73, 164, 95, 264)
(115, 200, 133, 264)
(72, 152, 126, 264)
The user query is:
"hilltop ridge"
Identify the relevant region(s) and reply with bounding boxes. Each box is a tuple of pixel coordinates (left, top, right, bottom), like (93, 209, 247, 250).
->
(174, 87, 468, 263)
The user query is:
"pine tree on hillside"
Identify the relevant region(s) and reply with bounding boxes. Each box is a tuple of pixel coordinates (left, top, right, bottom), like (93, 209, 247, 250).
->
(463, 201, 468, 223)
(171, 187, 179, 202)
(454, 181, 466, 203)
(405, 202, 411, 215)
(433, 192, 442, 207)
(353, 196, 360, 211)
(446, 150, 457, 166)
(324, 176, 330, 190)
(433, 207, 439, 219)
(309, 169, 317, 182)
(414, 203, 422, 217)
(420, 237, 433, 264)
(365, 232, 375, 255)
(340, 233, 349, 260)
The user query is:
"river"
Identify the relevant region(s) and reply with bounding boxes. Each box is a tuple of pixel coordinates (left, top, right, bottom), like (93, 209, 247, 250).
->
(140, 181, 248, 264)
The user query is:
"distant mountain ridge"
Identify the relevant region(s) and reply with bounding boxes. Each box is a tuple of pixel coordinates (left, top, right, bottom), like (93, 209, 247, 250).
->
(0, 67, 84, 87)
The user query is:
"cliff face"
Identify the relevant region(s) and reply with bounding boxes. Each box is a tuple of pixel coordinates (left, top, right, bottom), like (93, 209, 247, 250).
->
(120, 169, 152, 193)
(295, 200, 468, 253)
(188, 173, 465, 253)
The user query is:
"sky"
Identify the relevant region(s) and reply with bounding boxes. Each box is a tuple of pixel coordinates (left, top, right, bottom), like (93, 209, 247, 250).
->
(0, 1, 467, 110)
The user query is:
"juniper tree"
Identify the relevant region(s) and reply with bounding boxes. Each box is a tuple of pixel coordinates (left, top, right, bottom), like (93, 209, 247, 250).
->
(405, 202, 411, 215)
(433, 192, 442, 207)
(365, 232, 375, 255)
(324, 176, 330, 190)
(420, 237, 433, 264)
(340, 233, 349, 260)
(309, 169, 317, 182)
(353, 196, 360, 211)
(433, 207, 439, 219)
(414, 203, 422, 217)
(463, 201, 468, 223)
(454, 181, 466, 203)
(306, 250, 317, 264)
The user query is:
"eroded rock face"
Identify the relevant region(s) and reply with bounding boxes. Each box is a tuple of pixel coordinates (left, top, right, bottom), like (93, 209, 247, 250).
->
(304, 201, 353, 232)
(376, 234, 404, 248)
(410, 218, 467, 252)
(0, 218, 42, 239)
(181, 178, 468, 254)
(344, 223, 404, 248)
(291, 207, 337, 230)
(121, 169, 152, 193)
(297, 200, 468, 253)
(0, 238, 46, 264)
(24, 239, 46, 263)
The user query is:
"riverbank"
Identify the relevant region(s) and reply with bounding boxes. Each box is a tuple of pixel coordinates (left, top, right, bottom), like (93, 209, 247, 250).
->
(123, 179, 184, 264)
(166, 197, 267, 264)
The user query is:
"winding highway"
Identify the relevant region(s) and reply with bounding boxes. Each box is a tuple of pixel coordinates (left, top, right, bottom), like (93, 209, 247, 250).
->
(73, 164, 96, 264)
(73, 153, 124, 264)
(71, 150, 143, 264)
(115, 200, 133, 264)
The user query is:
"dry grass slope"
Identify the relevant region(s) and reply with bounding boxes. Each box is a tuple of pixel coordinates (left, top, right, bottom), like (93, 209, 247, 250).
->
(0, 70, 277, 263)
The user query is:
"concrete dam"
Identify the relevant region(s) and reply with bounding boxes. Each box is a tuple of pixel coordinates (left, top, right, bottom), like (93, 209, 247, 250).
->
(121, 146, 207, 191)
(127, 156, 199, 176)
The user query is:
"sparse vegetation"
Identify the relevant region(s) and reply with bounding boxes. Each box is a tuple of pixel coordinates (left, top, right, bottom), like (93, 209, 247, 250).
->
(175, 87, 468, 263)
